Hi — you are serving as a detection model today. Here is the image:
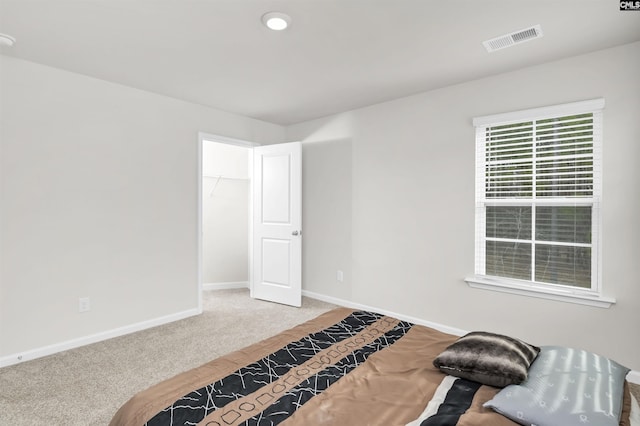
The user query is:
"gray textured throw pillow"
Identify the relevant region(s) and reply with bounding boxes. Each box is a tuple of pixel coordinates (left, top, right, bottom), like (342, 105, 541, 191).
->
(484, 346, 630, 426)
(432, 331, 540, 388)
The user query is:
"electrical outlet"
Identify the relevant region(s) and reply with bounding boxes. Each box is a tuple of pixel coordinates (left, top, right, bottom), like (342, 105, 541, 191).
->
(78, 297, 91, 313)
(337, 270, 344, 283)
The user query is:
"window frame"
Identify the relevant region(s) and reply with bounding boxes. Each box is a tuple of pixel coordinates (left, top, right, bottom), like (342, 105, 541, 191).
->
(465, 98, 615, 308)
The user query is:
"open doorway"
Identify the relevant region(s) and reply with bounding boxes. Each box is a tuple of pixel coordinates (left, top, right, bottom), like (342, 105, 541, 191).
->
(197, 135, 303, 310)
(198, 133, 257, 310)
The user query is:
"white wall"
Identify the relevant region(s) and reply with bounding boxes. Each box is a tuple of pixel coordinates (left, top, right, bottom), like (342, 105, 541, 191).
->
(0, 55, 284, 361)
(288, 41, 640, 371)
(2, 42, 639, 372)
(202, 141, 249, 283)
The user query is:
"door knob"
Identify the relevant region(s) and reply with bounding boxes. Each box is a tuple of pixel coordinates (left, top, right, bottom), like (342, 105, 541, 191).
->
(292, 230, 299, 236)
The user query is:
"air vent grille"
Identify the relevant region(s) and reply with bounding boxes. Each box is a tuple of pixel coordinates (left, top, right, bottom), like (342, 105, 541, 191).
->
(483, 25, 543, 53)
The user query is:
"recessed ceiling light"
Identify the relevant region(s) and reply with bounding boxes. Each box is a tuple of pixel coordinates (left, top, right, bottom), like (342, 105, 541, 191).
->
(0, 33, 16, 47)
(262, 12, 291, 31)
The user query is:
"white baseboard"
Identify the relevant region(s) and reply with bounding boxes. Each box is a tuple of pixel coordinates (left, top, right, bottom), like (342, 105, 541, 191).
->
(4, 288, 639, 385)
(203, 281, 249, 291)
(301, 290, 468, 337)
(0, 307, 201, 369)
(301, 290, 640, 384)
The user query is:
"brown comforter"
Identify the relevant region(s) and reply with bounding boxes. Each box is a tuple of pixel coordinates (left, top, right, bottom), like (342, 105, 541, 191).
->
(109, 308, 633, 426)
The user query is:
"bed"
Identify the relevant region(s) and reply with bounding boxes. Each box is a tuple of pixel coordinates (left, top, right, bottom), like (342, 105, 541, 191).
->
(110, 308, 636, 426)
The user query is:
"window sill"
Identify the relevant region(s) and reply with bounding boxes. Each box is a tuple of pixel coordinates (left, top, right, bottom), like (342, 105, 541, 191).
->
(464, 276, 616, 309)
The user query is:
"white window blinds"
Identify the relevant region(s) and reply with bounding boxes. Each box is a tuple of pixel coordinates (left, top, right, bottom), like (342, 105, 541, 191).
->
(483, 113, 600, 199)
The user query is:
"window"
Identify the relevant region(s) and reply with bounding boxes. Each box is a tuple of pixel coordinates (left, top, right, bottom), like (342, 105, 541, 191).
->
(466, 99, 614, 308)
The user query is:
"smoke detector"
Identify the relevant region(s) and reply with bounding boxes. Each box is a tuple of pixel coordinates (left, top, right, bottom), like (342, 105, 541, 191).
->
(483, 25, 543, 53)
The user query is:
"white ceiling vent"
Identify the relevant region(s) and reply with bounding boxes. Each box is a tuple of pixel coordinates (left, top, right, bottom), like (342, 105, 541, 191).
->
(483, 25, 543, 53)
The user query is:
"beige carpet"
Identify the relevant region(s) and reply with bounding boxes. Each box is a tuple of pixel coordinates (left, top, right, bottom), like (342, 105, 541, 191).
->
(1, 289, 638, 425)
(0, 289, 336, 425)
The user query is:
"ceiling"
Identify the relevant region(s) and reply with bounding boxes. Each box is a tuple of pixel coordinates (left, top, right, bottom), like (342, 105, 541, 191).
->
(1, 0, 639, 126)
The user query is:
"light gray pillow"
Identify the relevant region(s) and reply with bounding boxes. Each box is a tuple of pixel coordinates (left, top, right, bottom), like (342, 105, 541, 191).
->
(484, 346, 630, 426)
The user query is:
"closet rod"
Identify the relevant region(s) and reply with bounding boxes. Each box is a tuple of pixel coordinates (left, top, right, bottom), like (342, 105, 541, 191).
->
(203, 174, 249, 180)
(206, 174, 249, 197)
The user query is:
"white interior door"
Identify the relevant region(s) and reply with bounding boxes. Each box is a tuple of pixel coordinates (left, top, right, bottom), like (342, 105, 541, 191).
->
(252, 142, 302, 307)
